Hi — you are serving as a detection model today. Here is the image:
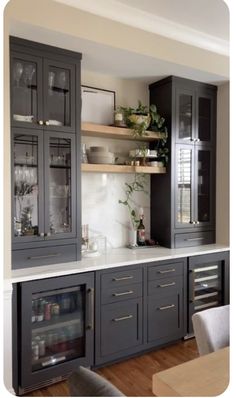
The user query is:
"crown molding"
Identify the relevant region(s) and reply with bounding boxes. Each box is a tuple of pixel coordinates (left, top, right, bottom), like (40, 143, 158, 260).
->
(54, 0, 229, 56)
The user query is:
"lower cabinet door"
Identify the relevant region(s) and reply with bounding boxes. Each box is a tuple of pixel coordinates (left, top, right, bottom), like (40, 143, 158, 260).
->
(99, 298, 142, 361)
(147, 292, 183, 343)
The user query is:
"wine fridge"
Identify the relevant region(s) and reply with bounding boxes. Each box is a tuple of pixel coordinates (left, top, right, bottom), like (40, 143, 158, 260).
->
(13, 273, 94, 394)
(187, 252, 229, 334)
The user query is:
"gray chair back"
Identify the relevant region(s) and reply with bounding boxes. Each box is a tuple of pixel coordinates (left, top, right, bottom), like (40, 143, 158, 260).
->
(67, 366, 124, 396)
(192, 305, 229, 356)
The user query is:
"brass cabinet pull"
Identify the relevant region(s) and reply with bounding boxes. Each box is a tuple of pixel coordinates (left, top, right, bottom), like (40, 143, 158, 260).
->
(159, 269, 175, 274)
(112, 290, 134, 297)
(45, 120, 50, 126)
(27, 253, 60, 260)
(112, 276, 133, 281)
(159, 304, 175, 311)
(113, 315, 133, 322)
(159, 282, 176, 288)
(185, 237, 202, 241)
(38, 120, 44, 125)
(195, 221, 200, 224)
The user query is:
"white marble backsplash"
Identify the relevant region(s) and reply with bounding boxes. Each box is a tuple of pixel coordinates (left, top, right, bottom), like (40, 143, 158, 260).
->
(81, 137, 150, 248)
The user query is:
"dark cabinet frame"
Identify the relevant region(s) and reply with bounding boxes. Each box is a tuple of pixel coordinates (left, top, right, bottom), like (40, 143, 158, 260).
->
(15, 272, 94, 391)
(10, 37, 82, 267)
(150, 76, 217, 248)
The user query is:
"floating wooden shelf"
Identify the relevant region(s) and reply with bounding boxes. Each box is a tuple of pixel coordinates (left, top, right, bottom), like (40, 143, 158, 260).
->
(81, 163, 166, 174)
(81, 122, 167, 142)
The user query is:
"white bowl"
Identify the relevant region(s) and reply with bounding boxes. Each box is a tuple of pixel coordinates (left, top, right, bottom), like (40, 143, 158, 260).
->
(89, 146, 108, 153)
(88, 152, 115, 164)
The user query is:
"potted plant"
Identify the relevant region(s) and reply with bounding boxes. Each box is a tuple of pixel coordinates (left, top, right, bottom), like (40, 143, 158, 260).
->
(118, 173, 148, 246)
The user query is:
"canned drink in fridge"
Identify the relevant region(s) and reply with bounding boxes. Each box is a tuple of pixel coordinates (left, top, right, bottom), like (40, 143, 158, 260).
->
(44, 303, 52, 321)
(32, 342, 39, 361)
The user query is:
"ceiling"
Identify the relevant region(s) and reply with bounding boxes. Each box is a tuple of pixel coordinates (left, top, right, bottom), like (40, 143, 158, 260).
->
(9, 0, 229, 85)
(54, 0, 229, 55)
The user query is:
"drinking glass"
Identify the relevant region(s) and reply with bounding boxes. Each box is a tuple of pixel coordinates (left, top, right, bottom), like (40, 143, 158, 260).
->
(13, 62, 23, 87)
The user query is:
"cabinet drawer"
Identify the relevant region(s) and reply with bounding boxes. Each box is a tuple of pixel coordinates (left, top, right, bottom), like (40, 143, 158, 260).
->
(101, 283, 142, 304)
(148, 262, 183, 281)
(175, 231, 214, 248)
(101, 267, 142, 289)
(148, 275, 182, 297)
(12, 245, 77, 269)
(147, 293, 182, 342)
(100, 299, 142, 357)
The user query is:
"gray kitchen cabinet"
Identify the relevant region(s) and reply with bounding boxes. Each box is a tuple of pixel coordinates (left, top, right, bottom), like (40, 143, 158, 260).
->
(95, 265, 144, 365)
(149, 76, 217, 248)
(10, 37, 82, 268)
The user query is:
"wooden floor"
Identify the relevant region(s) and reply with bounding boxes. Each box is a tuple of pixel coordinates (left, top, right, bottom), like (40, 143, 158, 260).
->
(25, 339, 198, 397)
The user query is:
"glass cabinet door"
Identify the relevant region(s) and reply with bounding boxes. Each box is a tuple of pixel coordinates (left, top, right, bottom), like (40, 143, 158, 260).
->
(195, 148, 213, 226)
(13, 130, 44, 241)
(175, 145, 195, 228)
(43, 59, 75, 132)
(176, 89, 195, 142)
(44, 132, 76, 239)
(197, 93, 214, 144)
(11, 52, 43, 128)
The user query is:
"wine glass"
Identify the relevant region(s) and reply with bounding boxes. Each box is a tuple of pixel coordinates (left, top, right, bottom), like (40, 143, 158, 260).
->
(13, 62, 23, 87)
(48, 71, 55, 91)
(24, 64, 36, 87)
(58, 71, 67, 90)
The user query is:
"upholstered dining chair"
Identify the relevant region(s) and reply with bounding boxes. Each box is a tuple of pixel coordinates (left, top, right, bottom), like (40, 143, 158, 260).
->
(67, 366, 124, 396)
(192, 304, 229, 356)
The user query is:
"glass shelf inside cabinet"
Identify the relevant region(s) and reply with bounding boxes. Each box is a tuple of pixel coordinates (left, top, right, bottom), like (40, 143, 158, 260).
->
(31, 286, 85, 371)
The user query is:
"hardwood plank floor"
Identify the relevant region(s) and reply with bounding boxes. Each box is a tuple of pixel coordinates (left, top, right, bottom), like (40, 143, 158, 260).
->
(25, 339, 198, 397)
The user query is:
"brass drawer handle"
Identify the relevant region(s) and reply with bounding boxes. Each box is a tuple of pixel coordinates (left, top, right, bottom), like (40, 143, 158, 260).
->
(27, 253, 60, 260)
(159, 282, 176, 288)
(185, 237, 202, 241)
(112, 290, 134, 297)
(159, 304, 175, 311)
(113, 315, 133, 322)
(159, 269, 175, 274)
(112, 276, 134, 281)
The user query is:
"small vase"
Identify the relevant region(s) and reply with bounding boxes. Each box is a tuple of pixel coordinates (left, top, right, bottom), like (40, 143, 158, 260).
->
(129, 229, 137, 247)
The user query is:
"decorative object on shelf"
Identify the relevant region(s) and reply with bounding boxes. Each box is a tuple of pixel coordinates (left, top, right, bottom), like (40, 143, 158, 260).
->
(154, 135, 169, 166)
(87, 146, 115, 165)
(119, 173, 148, 246)
(81, 224, 89, 251)
(114, 106, 127, 127)
(81, 143, 88, 163)
(81, 86, 115, 125)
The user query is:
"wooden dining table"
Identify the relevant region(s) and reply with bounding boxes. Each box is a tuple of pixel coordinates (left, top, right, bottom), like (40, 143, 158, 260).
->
(152, 346, 229, 397)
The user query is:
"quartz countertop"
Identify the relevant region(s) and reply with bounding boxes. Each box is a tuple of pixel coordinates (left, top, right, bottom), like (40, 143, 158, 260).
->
(5, 243, 229, 285)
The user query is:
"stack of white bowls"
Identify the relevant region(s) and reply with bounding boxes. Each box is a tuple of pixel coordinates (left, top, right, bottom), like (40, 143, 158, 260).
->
(88, 146, 115, 164)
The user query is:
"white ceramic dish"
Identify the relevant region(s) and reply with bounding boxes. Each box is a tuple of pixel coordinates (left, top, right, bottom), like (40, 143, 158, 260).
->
(88, 152, 115, 164)
(89, 146, 108, 153)
(13, 114, 34, 122)
(48, 119, 63, 126)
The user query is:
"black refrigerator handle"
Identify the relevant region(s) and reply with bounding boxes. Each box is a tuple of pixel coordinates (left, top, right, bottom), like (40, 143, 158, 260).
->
(189, 270, 195, 303)
(86, 288, 94, 330)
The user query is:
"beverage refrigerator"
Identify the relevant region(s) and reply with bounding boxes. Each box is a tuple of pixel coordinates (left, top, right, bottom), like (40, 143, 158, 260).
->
(12, 272, 94, 395)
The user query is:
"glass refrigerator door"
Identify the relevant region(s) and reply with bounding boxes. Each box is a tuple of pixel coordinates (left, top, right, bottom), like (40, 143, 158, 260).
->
(31, 286, 85, 372)
(192, 265, 221, 312)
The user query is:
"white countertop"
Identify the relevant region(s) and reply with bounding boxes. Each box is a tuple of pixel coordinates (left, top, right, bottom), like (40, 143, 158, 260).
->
(5, 244, 229, 285)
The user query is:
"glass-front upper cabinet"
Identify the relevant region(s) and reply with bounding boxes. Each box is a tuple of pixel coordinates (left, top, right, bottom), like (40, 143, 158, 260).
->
(175, 145, 194, 228)
(11, 53, 76, 133)
(13, 130, 44, 241)
(43, 59, 75, 132)
(11, 52, 43, 129)
(197, 90, 215, 145)
(44, 132, 76, 239)
(20, 273, 94, 388)
(176, 88, 195, 143)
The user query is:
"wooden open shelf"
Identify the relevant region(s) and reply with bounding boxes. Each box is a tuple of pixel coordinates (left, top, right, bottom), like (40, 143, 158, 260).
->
(81, 122, 167, 142)
(81, 163, 166, 174)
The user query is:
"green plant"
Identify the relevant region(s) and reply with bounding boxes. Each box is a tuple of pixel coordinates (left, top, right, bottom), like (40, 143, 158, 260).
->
(155, 137, 169, 166)
(149, 104, 168, 133)
(118, 173, 148, 229)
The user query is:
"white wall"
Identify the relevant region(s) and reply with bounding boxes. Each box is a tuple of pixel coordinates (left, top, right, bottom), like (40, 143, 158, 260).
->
(216, 82, 229, 245)
(81, 71, 150, 247)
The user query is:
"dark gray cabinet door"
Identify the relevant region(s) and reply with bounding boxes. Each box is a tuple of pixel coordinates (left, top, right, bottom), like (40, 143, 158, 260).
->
(147, 291, 183, 343)
(11, 51, 44, 129)
(44, 131, 76, 240)
(43, 58, 76, 133)
(99, 299, 142, 358)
